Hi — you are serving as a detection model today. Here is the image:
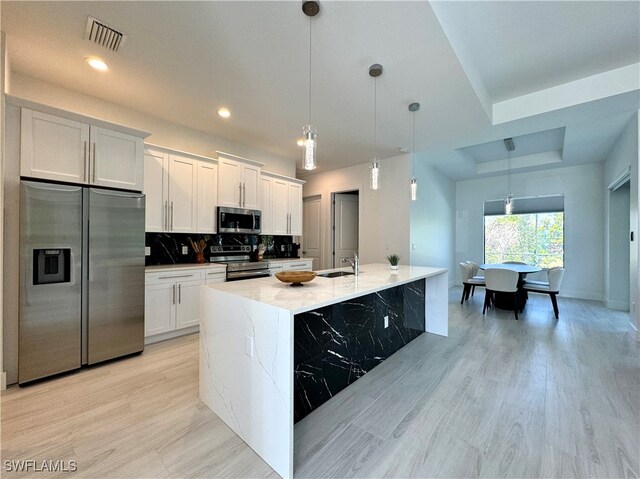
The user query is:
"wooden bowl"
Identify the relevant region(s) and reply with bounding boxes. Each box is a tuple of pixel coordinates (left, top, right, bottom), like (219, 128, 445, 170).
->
(275, 271, 317, 287)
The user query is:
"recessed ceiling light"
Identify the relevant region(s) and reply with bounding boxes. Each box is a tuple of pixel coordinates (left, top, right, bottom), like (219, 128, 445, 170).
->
(296, 138, 305, 147)
(86, 57, 108, 72)
(217, 108, 231, 119)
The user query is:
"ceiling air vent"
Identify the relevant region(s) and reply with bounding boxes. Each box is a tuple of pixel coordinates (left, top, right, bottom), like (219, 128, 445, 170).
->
(84, 16, 126, 52)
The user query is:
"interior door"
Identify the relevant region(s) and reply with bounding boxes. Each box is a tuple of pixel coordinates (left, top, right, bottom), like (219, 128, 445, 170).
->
(303, 196, 322, 270)
(92, 127, 144, 191)
(143, 149, 169, 232)
(333, 193, 359, 268)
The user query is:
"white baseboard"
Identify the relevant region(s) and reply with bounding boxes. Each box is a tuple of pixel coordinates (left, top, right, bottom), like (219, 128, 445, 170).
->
(1, 371, 6, 391)
(558, 290, 603, 302)
(604, 299, 631, 311)
(144, 325, 199, 345)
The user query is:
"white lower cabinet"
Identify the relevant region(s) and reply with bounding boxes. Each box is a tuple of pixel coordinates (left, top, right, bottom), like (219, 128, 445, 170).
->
(145, 268, 227, 341)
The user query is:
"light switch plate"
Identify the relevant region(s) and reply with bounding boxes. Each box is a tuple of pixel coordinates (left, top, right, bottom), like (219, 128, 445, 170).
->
(182, 246, 188, 255)
(384, 315, 389, 328)
(145, 246, 151, 256)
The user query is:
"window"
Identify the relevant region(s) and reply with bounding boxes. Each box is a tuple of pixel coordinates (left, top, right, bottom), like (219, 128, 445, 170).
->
(484, 212, 564, 268)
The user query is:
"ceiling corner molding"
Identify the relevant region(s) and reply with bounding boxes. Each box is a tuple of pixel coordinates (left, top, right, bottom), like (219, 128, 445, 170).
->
(492, 63, 640, 125)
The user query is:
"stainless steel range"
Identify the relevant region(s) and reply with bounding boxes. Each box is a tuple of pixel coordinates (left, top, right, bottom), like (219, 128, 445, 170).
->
(210, 245, 270, 281)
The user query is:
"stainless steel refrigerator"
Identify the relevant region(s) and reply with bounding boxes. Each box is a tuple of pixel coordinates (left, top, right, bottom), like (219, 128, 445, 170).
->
(19, 180, 145, 384)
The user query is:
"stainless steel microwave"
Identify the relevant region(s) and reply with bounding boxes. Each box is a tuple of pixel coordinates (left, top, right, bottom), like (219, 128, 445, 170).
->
(217, 206, 261, 234)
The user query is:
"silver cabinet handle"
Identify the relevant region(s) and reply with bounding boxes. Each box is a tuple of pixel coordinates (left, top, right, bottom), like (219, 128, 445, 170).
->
(239, 183, 242, 207)
(163, 201, 168, 230)
(92, 143, 97, 183)
(170, 201, 174, 231)
(172, 284, 176, 305)
(178, 283, 182, 304)
(83, 141, 88, 183)
(159, 274, 195, 280)
(243, 182, 246, 207)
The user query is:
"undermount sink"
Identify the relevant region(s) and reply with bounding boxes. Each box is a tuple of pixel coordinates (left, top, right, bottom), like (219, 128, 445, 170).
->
(317, 271, 355, 278)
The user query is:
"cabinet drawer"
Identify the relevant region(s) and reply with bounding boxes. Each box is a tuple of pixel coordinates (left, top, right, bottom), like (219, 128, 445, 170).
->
(146, 270, 205, 285)
(205, 270, 226, 284)
(283, 262, 312, 271)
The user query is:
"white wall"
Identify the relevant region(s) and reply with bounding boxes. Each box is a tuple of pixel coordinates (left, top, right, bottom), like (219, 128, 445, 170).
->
(302, 155, 411, 270)
(8, 73, 295, 177)
(410, 163, 456, 285)
(456, 163, 605, 301)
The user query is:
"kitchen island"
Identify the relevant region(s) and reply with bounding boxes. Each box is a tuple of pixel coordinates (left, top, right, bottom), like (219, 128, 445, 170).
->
(199, 263, 448, 479)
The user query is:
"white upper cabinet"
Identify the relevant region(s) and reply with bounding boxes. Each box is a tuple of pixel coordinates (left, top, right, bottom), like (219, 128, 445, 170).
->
(168, 154, 198, 233)
(216, 152, 263, 209)
(91, 127, 144, 191)
(143, 145, 217, 234)
(197, 161, 218, 233)
(261, 172, 305, 236)
(143, 149, 169, 232)
(260, 176, 273, 235)
(21, 109, 89, 184)
(20, 107, 147, 191)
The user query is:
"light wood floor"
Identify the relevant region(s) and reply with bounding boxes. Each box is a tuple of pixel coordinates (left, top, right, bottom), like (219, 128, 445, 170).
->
(2, 289, 638, 478)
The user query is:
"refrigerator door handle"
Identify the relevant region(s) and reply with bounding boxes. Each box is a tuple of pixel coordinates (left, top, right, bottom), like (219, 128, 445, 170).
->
(83, 141, 88, 183)
(92, 143, 97, 183)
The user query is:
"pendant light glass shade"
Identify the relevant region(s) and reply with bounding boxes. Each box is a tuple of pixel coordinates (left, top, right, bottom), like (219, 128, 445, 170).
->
(302, 125, 317, 170)
(370, 159, 380, 190)
(410, 177, 417, 201)
(504, 195, 513, 215)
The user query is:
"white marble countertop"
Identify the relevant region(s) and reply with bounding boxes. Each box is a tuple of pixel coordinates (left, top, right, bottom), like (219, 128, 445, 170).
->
(204, 263, 447, 314)
(145, 263, 227, 273)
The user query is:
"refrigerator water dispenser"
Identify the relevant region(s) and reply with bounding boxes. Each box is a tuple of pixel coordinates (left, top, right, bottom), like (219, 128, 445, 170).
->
(33, 248, 70, 284)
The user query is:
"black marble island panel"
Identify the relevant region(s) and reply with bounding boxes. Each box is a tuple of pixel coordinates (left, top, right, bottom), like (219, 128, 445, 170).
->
(294, 279, 425, 422)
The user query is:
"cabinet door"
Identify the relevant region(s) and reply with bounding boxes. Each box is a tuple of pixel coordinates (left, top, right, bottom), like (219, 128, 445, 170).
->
(169, 154, 197, 232)
(145, 282, 176, 336)
(260, 177, 273, 235)
(217, 158, 242, 207)
(91, 127, 144, 191)
(175, 281, 202, 329)
(21, 109, 89, 183)
(143, 150, 169, 232)
(272, 179, 289, 235)
(242, 164, 261, 209)
(288, 183, 303, 236)
(197, 161, 217, 233)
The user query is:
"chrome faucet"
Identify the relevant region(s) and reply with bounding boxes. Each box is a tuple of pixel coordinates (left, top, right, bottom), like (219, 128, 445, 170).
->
(342, 254, 359, 276)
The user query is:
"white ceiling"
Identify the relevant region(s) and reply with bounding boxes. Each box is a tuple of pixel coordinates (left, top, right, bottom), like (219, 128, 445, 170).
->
(2, 1, 639, 180)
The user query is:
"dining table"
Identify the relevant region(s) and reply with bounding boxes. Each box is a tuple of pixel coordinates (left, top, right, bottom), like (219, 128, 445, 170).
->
(479, 263, 542, 312)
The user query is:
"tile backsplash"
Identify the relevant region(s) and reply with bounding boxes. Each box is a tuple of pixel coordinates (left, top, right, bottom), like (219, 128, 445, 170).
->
(145, 233, 296, 265)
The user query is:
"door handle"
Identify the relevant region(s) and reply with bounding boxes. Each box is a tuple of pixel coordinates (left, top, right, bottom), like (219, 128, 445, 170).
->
(164, 201, 168, 230)
(170, 201, 174, 231)
(92, 143, 97, 183)
(83, 141, 88, 183)
(178, 283, 182, 304)
(172, 284, 176, 305)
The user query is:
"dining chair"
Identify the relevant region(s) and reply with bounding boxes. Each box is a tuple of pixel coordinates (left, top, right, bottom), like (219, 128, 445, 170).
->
(483, 268, 520, 319)
(459, 263, 485, 304)
(466, 261, 484, 280)
(523, 267, 565, 319)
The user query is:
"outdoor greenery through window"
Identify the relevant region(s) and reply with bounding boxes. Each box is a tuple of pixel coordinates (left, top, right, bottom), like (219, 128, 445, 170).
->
(484, 213, 564, 268)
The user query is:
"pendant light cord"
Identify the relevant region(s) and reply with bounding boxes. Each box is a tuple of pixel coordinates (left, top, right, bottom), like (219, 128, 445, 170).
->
(412, 111, 415, 177)
(373, 78, 377, 159)
(308, 16, 312, 125)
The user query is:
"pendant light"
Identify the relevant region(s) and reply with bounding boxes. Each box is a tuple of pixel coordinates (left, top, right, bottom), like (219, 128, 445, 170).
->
(302, 1, 319, 170)
(504, 137, 515, 215)
(408, 102, 420, 201)
(369, 63, 383, 190)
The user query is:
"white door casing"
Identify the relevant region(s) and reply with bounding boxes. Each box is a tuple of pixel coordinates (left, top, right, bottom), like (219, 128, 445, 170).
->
(333, 193, 359, 268)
